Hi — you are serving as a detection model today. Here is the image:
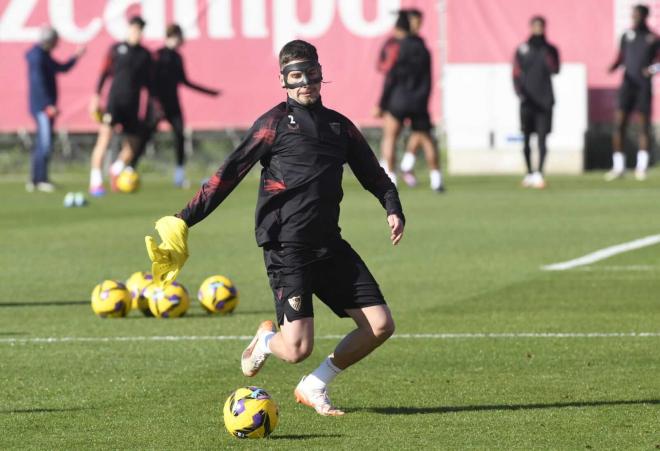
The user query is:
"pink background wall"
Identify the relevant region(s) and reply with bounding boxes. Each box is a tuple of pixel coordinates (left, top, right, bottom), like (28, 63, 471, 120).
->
(446, 0, 660, 123)
(0, 0, 438, 132)
(3, 0, 659, 132)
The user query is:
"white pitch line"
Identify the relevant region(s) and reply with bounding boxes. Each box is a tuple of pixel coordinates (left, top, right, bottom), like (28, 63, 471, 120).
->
(541, 234, 660, 271)
(574, 265, 656, 272)
(1, 332, 660, 345)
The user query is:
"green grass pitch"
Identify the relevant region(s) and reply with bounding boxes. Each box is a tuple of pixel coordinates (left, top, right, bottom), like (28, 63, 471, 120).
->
(1, 170, 659, 449)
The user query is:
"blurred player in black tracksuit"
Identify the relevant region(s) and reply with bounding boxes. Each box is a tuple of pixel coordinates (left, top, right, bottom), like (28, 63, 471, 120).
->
(394, 9, 444, 191)
(513, 16, 560, 189)
(375, 10, 444, 192)
(606, 4, 660, 181)
(88, 16, 152, 196)
(132, 24, 220, 188)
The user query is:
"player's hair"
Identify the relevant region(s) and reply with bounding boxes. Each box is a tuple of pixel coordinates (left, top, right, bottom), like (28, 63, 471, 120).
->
(166, 24, 183, 39)
(279, 40, 319, 67)
(530, 15, 546, 26)
(38, 26, 58, 46)
(128, 15, 146, 29)
(634, 4, 650, 19)
(408, 8, 423, 19)
(395, 10, 411, 32)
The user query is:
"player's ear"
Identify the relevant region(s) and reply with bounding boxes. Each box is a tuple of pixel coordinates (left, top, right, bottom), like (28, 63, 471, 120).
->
(279, 73, 286, 89)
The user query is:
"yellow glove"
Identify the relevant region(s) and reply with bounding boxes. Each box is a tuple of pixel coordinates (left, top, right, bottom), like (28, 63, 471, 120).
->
(145, 216, 189, 287)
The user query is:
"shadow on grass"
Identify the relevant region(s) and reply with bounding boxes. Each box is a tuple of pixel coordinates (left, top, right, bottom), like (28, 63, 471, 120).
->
(0, 407, 90, 414)
(0, 300, 88, 308)
(269, 434, 343, 440)
(356, 399, 660, 415)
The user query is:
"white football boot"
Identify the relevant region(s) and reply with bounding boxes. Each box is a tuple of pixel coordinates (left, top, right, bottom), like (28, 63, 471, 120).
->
(604, 169, 624, 181)
(531, 172, 546, 189)
(241, 320, 275, 377)
(294, 376, 345, 416)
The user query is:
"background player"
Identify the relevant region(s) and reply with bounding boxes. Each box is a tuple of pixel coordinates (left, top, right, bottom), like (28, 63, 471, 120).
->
(513, 15, 560, 189)
(132, 24, 220, 188)
(146, 40, 404, 417)
(606, 4, 658, 181)
(374, 11, 444, 192)
(88, 16, 153, 196)
(396, 8, 444, 190)
(25, 27, 85, 192)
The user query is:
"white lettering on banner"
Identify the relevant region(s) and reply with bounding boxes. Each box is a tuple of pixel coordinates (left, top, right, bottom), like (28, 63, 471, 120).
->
(243, 0, 268, 38)
(0, 0, 400, 49)
(104, 0, 138, 39)
(175, 0, 200, 39)
(339, 0, 400, 37)
(273, 0, 335, 53)
(0, 0, 39, 41)
(207, 0, 235, 38)
(49, 0, 102, 43)
(142, 0, 166, 39)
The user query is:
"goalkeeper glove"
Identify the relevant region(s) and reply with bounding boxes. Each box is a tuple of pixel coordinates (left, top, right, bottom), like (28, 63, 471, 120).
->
(145, 216, 189, 287)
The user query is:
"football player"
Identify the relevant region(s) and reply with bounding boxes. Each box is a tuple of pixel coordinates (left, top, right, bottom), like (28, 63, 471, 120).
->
(146, 40, 405, 416)
(88, 16, 153, 196)
(606, 4, 658, 181)
(513, 16, 560, 189)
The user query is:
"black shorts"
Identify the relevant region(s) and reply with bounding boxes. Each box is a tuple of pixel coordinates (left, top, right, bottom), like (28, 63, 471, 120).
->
(618, 77, 652, 115)
(520, 102, 552, 134)
(263, 240, 386, 325)
(389, 109, 433, 132)
(102, 99, 140, 135)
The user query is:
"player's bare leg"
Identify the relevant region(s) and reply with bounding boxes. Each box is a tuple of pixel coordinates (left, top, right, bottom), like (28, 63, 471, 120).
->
(268, 317, 314, 363)
(108, 135, 139, 191)
(416, 131, 444, 192)
(400, 134, 420, 187)
(332, 305, 395, 369)
(89, 124, 113, 196)
(295, 304, 395, 416)
(241, 316, 313, 376)
(606, 109, 628, 181)
(635, 113, 650, 180)
(379, 113, 402, 185)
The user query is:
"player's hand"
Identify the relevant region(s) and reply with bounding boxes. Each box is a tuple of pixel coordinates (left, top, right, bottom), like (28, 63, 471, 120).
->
(645, 63, 660, 77)
(372, 106, 383, 118)
(145, 216, 189, 287)
(387, 214, 404, 246)
(75, 45, 86, 59)
(44, 105, 58, 119)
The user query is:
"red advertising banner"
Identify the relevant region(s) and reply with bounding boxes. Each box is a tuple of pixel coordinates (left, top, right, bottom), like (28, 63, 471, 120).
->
(0, 0, 440, 132)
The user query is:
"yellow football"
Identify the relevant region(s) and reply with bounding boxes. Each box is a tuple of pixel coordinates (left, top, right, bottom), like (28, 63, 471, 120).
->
(91, 280, 131, 318)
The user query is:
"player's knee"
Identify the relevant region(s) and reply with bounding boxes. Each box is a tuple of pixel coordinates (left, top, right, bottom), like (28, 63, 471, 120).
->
(284, 341, 313, 363)
(372, 315, 395, 341)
